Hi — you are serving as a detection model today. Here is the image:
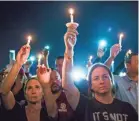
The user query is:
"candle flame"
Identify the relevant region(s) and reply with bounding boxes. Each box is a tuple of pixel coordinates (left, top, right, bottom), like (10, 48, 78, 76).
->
(28, 36, 32, 41)
(69, 8, 74, 15)
(38, 54, 42, 59)
(119, 33, 124, 38)
(89, 55, 93, 60)
(128, 49, 132, 54)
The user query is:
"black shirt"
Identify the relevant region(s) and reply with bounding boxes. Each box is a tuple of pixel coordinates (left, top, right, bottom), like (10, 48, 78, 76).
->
(8, 101, 54, 121)
(0, 95, 10, 121)
(75, 94, 138, 121)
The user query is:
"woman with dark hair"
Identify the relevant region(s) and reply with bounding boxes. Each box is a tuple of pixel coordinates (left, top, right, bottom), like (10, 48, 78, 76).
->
(87, 63, 116, 98)
(62, 26, 138, 121)
(1, 44, 55, 121)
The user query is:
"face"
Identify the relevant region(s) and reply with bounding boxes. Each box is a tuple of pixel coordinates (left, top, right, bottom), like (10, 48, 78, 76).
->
(91, 67, 112, 95)
(25, 79, 43, 104)
(126, 55, 138, 74)
(50, 70, 61, 94)
(56, 58, 64, 78)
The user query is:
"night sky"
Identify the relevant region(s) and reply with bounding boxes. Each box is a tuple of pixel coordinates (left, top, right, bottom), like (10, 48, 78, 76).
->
(0, 1, 138, 74)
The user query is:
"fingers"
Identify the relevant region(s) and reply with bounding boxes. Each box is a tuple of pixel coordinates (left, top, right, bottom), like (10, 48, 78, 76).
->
(37, 64, 51, 75)
(20, 45, 31, 55)
(67, 28, 79, 35)
(64, 31, 77, 41)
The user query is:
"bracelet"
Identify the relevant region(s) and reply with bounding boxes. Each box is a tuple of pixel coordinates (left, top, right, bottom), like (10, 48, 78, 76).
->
(64, 53, 73, 60)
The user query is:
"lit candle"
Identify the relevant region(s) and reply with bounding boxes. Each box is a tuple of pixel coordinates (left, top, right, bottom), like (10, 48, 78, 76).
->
(128, 49, 132, 54)
(69, 8, 74, 23)
(89, 55, 93, 62)
(119, 33, 124, 47)
(38, 54, 42, 66)
(27, 36, 32, 46)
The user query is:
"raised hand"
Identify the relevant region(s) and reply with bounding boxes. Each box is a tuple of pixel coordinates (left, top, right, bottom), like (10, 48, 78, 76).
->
(42, 48, 49, 57)
(16, 45, 30, 66)
(110, 44, 121, 58)
(24, 60, 33, 69)
(64, 23, 79, 50)
(97, 48, 105, 58)
(37, 65, 51, 87)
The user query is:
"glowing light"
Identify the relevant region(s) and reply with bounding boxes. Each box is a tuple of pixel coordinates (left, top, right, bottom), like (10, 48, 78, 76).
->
(119, 72, 126, 77)
(38, 54, 42, 66)
(89, 55, 93, 60)
(127, 49, 132, 54)
(29, 56, 35, 61)
(119, 33, 124, 47)
(45, 45, 50, 50)
(27, 35, 32, 46)
(99, 40, 107, 48)
(69, 8, 74, 23)
(71, 67, 86, 82)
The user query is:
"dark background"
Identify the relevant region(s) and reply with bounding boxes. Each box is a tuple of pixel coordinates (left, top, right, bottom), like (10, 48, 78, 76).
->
(0, 1, 138, 74)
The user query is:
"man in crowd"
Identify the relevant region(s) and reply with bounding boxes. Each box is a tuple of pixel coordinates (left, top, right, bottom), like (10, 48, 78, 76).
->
(105, 44, 138, 112)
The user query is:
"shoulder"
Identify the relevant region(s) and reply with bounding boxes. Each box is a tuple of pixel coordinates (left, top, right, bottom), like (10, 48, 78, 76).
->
(76, 94, 89, 111)
(114, 98, 134, 109)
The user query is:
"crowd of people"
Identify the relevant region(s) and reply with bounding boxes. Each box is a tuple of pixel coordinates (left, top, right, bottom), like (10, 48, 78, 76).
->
(0, 22, 138, 121)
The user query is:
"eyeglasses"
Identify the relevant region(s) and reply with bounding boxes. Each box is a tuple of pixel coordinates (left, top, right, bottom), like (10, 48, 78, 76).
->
(92, 74, 111, 82)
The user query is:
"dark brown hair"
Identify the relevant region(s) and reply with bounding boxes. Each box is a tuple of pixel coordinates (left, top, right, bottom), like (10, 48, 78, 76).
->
(87, 63, 116, 97)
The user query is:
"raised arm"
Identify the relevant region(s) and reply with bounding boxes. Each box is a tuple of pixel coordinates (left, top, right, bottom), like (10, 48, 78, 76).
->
(11, 71, 24, 96)
(37, 65, 57, 118)
(62, 23, 80, 110)
(1, 45, 30, 110)
(104, 44, 121, 68)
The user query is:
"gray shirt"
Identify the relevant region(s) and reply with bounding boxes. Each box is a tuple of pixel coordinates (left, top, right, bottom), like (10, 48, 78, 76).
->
(114, 74, 138, 112)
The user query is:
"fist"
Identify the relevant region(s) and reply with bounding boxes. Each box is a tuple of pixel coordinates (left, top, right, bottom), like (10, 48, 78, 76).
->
(37, 65, 52, 87)
(110, 44, 121, 58)
(16, 45, 30, 66)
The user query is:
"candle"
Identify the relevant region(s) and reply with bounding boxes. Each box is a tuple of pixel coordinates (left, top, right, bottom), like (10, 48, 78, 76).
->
(69, 8, 74, 23)
(119, 33, 124, 47)
(27, 36, 32, 46)
(128, 49, 132, 54)
(89, 55, 93, 62)
(38, 54, 42, 66)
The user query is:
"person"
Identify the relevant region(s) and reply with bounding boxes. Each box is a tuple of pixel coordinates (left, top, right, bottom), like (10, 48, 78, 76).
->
(1, 44, 55, 121)
(105, 44, 138, 112)
(23, 60, 33, 79)
(55, 56, 64, 78)
(62, 24, 138, 121)
(0, 69, 9, 121)
(42, 46, 76, 121)
(11, 67, 26, 102)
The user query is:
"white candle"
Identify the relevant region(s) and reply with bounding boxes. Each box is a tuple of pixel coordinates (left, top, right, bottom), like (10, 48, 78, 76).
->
(128, 49, 132, 54)
(119, 33, 124, 47)
(27, 36, 32, 46)
(38, 54, 42, 66)
(89, 55, 93, 62)
(69, 8, 74, 23)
